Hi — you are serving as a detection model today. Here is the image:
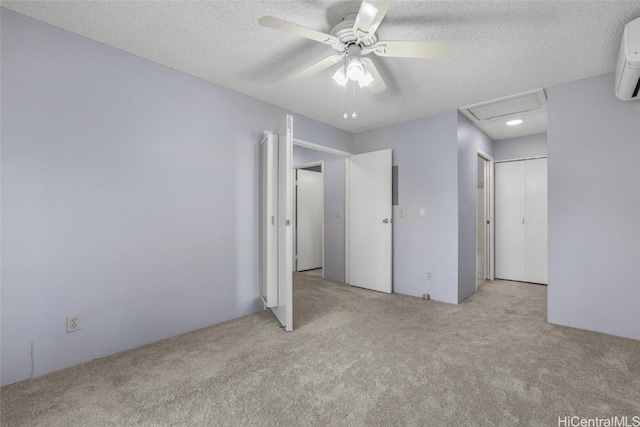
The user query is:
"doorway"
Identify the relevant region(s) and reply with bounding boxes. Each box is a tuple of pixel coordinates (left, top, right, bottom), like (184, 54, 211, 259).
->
(293, 162, 324, 277)
(291, 140, 351, 286)
(476, 151, 494, 290)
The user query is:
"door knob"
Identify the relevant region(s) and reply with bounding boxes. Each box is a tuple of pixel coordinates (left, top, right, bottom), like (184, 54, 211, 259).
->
(383, 218, 389, 224)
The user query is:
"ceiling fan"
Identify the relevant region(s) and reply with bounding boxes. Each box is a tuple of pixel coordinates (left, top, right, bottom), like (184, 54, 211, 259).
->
(258, 0, 449, 94)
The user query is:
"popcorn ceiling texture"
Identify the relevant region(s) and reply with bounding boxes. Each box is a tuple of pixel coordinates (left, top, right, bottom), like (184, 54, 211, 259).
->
(2, 277, 639, 425)
(2, 1, 639, 133)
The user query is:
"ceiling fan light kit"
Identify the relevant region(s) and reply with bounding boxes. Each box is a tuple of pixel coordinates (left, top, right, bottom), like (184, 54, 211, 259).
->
(347, 57, 365, 80)
(259, 0, 449, 117)
(332, 67, 348, 86)
(358, 71, 374, 88)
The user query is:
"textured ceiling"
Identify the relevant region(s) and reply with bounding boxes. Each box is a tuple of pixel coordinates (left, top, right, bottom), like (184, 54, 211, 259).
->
(3, 1, 639, 133)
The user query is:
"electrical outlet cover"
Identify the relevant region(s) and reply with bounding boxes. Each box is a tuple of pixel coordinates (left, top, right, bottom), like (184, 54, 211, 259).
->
(66, 315, 81, 333)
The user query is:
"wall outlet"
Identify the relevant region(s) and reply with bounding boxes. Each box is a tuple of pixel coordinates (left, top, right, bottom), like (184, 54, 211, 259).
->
(66, 315, 81, 333)
(426, 272, 432, 280)
(423, 294, 431, 300)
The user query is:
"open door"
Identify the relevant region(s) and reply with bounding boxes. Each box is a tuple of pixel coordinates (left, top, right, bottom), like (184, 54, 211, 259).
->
(348, 149, 392, 293)
(260, 116, 294, 331)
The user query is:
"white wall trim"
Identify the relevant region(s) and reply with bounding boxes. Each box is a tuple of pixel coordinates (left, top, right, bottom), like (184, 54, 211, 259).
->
(293, 138, 352, 157)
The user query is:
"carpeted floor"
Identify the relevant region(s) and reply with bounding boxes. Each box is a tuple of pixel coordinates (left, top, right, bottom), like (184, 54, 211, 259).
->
(2, 276, 639, 426)
(298, 268, 323, 277)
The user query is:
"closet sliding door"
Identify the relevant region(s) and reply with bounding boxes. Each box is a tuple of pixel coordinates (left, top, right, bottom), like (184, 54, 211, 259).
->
(495, 161, 527, 282)
(524, 159, 547, 284)
(495, 158, 547, 285)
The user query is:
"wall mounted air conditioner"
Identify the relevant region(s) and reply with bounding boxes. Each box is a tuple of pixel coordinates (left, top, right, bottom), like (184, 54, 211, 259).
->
(615, 17, 640, 101)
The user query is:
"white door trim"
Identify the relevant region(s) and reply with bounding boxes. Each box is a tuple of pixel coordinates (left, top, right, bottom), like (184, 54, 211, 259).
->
(344, 157, 350, 285)
(293, 138, 352, 157)
(478, 149, 495, 282)
(494, 156, 547, 164)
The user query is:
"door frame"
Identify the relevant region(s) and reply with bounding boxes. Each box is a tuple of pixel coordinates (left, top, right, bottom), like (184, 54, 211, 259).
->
(293, 161, 325, 278)
(291, 138, 352, 285)
(345, 158, 350, 284)
(477, 149, 495, 285)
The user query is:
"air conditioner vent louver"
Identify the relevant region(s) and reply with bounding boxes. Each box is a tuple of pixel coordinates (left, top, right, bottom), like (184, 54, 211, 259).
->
(615, 17, 640, 101)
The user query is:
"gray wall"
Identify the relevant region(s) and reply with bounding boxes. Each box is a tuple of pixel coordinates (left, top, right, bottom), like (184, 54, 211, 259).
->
(493, 133, 547, 162)
(0, 9, 353, 385)
(293, 146, 346, 283)
(547, 72, 640, 341)
(353, 112, 460, 304)
(457, 113, 494, 302)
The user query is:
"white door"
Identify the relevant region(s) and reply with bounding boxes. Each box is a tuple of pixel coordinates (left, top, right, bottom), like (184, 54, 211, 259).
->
(263, 115, 293, 332)
(260, 134, 278, 307)
(495, 161, 527, 281)
(525, 158, 548, 284)
(495, 158, 548, 284)
(296, 169, 323, 271)
(348, 149, 392, 293)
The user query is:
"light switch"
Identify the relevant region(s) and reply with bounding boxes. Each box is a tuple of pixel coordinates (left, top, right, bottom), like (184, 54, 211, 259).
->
(399, 207, 405, 217)
(419, 207, 426, 217)
(336, 211, 341, 218)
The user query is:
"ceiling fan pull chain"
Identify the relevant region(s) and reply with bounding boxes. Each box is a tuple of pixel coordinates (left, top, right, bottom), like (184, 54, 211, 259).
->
(343, 58, 349, 119)
(352, 78, 358, 119)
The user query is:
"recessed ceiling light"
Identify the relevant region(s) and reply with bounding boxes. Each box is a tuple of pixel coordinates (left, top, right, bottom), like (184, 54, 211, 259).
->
(506, 119, 524, 126)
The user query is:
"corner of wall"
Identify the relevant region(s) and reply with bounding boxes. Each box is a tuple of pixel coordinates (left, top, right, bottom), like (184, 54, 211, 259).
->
(456, 112, 494, 304)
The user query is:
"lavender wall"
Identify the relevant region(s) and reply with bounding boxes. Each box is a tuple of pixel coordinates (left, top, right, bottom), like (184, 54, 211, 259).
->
(353, 112, 460, 304)
(293, 146, 346, 283)
(493, 133, 547, 162)
(0, 9, 352, 385)
(547, 73, 640, 340)
(457, 113, 494, 302)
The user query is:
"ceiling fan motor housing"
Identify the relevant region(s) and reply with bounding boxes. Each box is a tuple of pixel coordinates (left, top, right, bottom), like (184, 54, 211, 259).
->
(330, 13, 378, 53)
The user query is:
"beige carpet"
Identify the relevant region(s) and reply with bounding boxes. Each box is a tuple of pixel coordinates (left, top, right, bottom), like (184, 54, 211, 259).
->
(2, 276, 639, 426)
(298, 268, 323, 277)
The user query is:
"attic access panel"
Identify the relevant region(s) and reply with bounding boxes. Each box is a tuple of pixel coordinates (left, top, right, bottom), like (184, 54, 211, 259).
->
(468, 93, 542, 121)
(460, 89, 547, 123)
(459, 89, 548, 140)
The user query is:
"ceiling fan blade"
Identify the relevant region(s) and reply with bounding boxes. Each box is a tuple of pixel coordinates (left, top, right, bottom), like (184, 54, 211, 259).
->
(372, 41, 449, 59)
(291, 55, 344, 80)
(361, 58, 387, 94)
(353, 1, 392, 42)
(259, 16, 341, 47)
